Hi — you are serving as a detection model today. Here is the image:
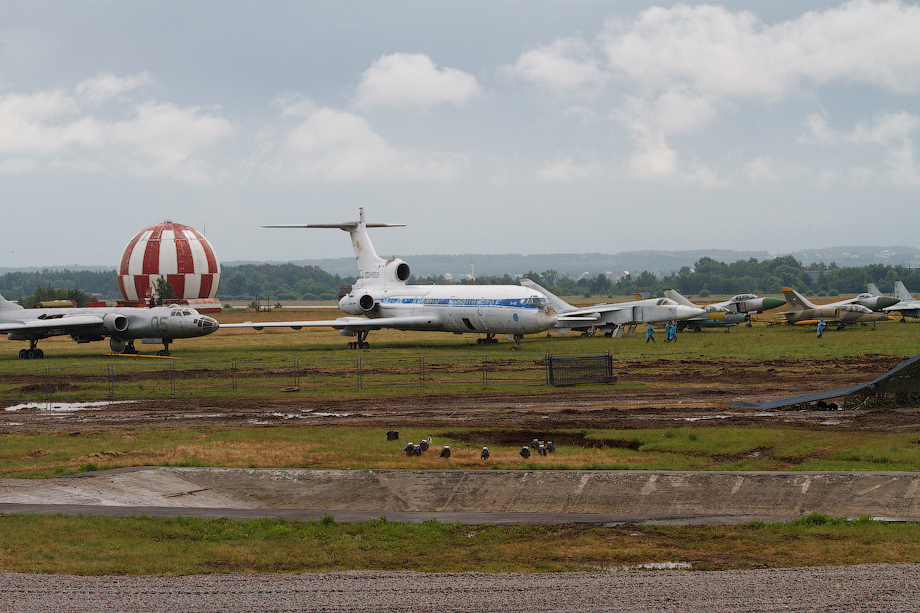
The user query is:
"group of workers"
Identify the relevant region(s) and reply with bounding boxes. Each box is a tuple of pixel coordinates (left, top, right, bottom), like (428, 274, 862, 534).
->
(646, 322, 679, 343)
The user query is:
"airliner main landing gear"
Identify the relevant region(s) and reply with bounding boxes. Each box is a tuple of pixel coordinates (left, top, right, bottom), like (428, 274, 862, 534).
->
(18, 341, 44, 360)
(347, 331, 370, 349)
(157, 341, 171, 357)
(476, 334, 498, 346)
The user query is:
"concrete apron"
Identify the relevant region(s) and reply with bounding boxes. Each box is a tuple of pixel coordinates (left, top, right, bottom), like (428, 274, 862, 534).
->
(5, 467, 916, 520)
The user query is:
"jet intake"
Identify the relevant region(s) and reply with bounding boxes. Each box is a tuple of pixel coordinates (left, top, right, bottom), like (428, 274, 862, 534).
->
(102, 313, 129, 333)
(339, 293, 378, 315)
(384, 259, 410, 283)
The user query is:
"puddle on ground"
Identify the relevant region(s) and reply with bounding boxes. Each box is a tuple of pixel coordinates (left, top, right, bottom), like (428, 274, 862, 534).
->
(4, 400, 137, 413)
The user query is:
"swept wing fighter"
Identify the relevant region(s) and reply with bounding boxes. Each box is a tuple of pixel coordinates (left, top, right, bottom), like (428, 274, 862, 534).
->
(882, 281, 920, 322)
(520, 278, 703, 338)
(707, 293, 786, 324)
(221, 208, 557, 349)
(663, 289, 748, 331)
(838, 284, 899, 312)
(780, 287, 892, 327)
(0, 294, 218, 359)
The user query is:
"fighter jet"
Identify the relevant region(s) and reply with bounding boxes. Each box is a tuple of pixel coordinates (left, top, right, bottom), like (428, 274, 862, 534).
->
(780, 287, 893, 327)
(838, 284, 899, 312)
(663, 289, 748, 332)
(519, 278, 704, 338)
(881, 281, 920, 322)
(707, 293, 786, 325)
(221, 208, 557, 349)
(0, 294, 219, 359)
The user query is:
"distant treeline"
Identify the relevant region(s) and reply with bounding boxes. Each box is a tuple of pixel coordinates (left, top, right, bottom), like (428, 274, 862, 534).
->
(3, 257, 920, 303)
(424, 256, 920, 298)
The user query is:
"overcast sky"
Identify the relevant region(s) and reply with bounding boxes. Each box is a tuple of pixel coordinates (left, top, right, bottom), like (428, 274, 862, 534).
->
(2, 0, 919, 268)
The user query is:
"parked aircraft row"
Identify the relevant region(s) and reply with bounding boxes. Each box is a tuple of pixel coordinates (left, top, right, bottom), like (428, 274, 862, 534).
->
(0, 293, 218, 359)
(3, 207, 914, 357)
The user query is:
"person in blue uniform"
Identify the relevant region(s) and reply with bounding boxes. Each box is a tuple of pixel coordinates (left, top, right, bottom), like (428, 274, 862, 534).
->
(817, 320, 826, 338)
(646, 322, 655, 343)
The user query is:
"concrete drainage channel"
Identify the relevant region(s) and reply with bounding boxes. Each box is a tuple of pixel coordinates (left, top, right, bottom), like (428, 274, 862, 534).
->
(1, 467, 920, 524)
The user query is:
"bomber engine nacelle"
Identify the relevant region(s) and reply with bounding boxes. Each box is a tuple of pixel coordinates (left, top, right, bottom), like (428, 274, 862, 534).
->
(102, 313, 129, 334)
(383, 258, 410, 283)
(339, 292, 378, 315)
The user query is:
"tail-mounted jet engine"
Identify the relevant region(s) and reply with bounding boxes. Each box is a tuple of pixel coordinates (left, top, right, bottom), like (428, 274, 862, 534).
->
(383, 258, 410, 283)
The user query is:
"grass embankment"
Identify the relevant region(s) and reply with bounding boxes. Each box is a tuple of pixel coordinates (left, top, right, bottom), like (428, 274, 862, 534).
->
(3, 426, 919, 478)
(1, 513, 918, 574)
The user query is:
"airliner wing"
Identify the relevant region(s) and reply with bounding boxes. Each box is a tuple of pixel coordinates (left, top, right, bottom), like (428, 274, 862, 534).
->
(221, 315, 443, 332)
(0, 314, 105, 334)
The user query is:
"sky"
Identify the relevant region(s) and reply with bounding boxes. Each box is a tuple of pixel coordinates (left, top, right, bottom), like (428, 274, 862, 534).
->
(2, 0, 920, 269)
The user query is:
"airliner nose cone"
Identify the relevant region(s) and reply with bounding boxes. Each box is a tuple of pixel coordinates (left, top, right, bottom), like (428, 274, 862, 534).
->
(761, 297, 787, 311)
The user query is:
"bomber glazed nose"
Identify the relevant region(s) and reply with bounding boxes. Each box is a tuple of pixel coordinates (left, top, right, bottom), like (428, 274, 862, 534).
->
(198, 316, 219, 334)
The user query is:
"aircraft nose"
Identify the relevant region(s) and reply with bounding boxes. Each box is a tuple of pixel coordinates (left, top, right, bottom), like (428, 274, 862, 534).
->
(761, 297, 787, 311)
(877, 297, 900, 310)
(679, 306, 706, 319)
(198, 316, 219, 334)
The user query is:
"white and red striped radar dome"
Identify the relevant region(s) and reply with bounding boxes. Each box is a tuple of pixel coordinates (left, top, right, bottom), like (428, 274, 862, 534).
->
(118, 221, 221, 301)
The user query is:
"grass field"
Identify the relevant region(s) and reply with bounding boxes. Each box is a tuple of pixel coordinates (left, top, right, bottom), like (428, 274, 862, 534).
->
(2, 298, 920, 574)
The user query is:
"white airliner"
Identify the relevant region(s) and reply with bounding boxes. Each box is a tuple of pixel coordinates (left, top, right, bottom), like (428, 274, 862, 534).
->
(222, 208, 558, 349)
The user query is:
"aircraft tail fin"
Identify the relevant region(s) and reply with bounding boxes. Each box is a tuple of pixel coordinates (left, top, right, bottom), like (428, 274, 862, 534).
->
(782, 287, 815, 311)
(894, 281, 915, 302)
(866, 282, 883, 297)
(663, 289, 696, 308)
(264, 207, 406, 285)
(519, 278, 575, 313)
(0, 293, 24, 311)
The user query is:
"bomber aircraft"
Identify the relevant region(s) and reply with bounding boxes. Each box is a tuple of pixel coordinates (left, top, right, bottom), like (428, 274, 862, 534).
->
(221, 208, 557, 349)
(780, 287, 893, 328)
(663, 289, 747, 332)
(0, 293, 219, 359)
(881, 281, 920, 322)
(520, 278, 704, 338)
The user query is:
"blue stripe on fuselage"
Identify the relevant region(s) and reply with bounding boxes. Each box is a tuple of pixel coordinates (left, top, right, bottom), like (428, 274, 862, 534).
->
(379, 298, 542, 308)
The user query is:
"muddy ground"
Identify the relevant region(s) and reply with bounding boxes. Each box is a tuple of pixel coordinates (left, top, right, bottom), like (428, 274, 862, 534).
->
(3, 354, 919, 433)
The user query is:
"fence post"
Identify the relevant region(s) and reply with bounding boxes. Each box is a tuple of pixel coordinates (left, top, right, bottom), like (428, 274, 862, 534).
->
(232, 360, 237, 392)
(294, 359, 299, 389)
(170, 363, 176, 395)
(482, 355, 488, 388)
(356, 357, 362, 390)
(419, 355, 424, 388)
(108, 364, 114, 397)
(45, 366, 51, 406)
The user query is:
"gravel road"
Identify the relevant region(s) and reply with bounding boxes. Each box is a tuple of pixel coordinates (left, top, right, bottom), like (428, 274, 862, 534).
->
(2, 564, 919, 612)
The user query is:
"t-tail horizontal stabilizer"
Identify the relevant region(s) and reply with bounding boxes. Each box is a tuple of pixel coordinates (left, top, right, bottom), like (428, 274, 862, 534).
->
(263, 207, 408, 286)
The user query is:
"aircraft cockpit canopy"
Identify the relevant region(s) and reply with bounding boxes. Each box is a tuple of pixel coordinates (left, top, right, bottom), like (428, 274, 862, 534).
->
(170, 309, 197, 317)
(655, 298, 677, 306)
(522, 296, 548, 307)
(734, 294, 756, 301)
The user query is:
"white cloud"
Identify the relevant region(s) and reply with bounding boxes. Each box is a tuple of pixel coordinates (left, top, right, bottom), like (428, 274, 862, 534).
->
(75, 72, 152, 103)
(355, 53, 481, 110)
(270, 100, 460, 181)
(799, 111, 920, 185)
(602, 0, 920, 99)
(509, 38, 606, 95)
(537, 156, 601, 181)
(0, 74, 231, 182)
